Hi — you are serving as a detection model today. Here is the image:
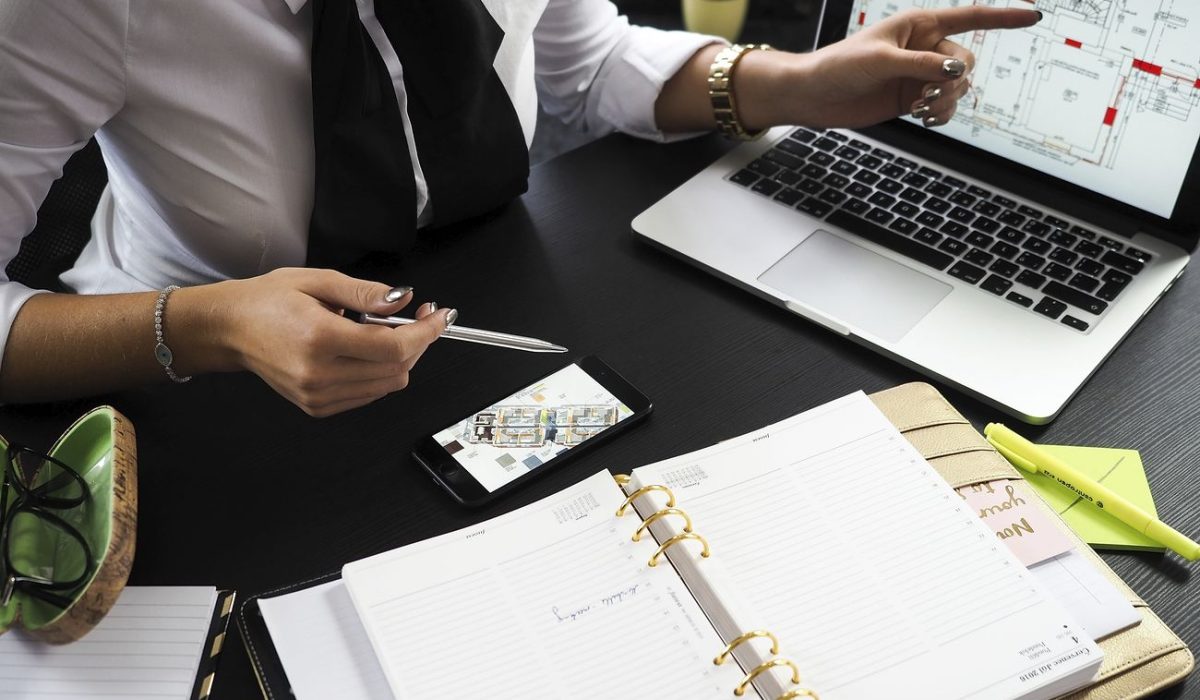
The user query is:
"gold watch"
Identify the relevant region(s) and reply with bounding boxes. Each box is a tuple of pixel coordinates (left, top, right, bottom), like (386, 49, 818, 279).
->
(708, 43, 772, 141)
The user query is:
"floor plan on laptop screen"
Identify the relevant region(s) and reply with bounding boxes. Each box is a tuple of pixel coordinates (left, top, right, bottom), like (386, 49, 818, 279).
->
(847, 1, 1200, 218)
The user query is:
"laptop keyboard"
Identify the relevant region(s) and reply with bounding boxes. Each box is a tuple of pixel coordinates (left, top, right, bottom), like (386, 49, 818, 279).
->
(727, 127, 1153, 333)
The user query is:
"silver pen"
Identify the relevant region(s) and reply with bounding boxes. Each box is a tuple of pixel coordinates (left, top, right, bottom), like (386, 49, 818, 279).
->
(356, 312, 568, 354)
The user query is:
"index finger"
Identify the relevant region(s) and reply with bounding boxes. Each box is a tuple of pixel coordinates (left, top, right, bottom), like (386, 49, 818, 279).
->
(932, 7, 1040, 36)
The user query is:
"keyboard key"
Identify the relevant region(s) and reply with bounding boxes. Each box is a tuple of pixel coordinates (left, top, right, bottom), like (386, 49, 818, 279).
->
(798, 197, 833, 217)
(813, 137, 839, 151)
(1016, 252, 1045, 270)
(965, 231, 993, 248)
(1096, 281, 1127, 302)
(1098, 236, 1124, 251)
(880, 164, 906, 179)
(997, 226, 1024, 244)
(941, 221, 969, 238)
(819, 189, 848, 204)
(938, 238, 967, 255)
(834, 146, 861, 161)
(925, 197, 952, 214)
(949, 206, 975, 224)
(810, 152, 836, 167)
(774, 188, 803, 206)
(949, 191, 976, 207)
(825, 131, 849, 142)
(901, 172, 929, 188)
(1044, 215, 1070, 229)
(789, 128, 817, 143)
(842, 197, 871, 216)
(895, 157, 919, 170)
(801, 163, 826, 179)
(1043, 262, 1072, 281)
(1034, 297, 1067, 319)
(1069, 225, 1096, 239)
(853, 170, 882, 185)
(856, 154, 884, 170)
(748, 159, 780, 177)
(751, 179, 782, 196)
(1048, 230, 1078, 247)
(964, 248, 994, 266)
(777, 140, 814, 158)
(1103, 269, 1132, 285)
(900, 187, 928, 204)
(868, 191, 896, 207)
(1018, 204, 1043, 219)
(916, 211, 944, 228)
(967, 185, 992, 199)
(1007, 292, 1034, 307)
(730, 169, 758, 187)
(1023, 238, 1052, 254)
(822, 173, 851, 189)
(831, 160, 857, 176)
(776, 170, 801, 186)
(767, 149, 808, 169)
(990, 259, 1019, 277)
(1101, 250, 1145, 275)
(878, 178, 904, 194)
(826, 209, 955, 270)
(1042, 281, 1108, 315)
(981, 274, 1013, 296)
(1068, 272, 1100, 293)
(972, 200, 1001, 217)
(991, 241, 1019, 260)
(871, 147, 895, 160)
(889, 218, 919, 235)
(866, 207, 894, 225)
(925, 181, 954, 198)
(849, 138, 872, 150)
(972, 217, 1000, 234)
(1124, 246, 1152, 263)
(992, 195, 1017, 209)
(1075, 258, 1104, 277)
(915, 227, 942, 245)
(846, 182, 872, 198)
(918, 166, 943, 179)
(796, 179, 823, 195)
(1048, 247, 1078, 265)
(942, 175, 967, 189)
(1022, 220, 1052, 237)
(1075, 240, 1104, 259)
(1016, 270, 1046, 289)
(997, 210, 1026, 227)
(891, 201, 920, 218)
(948, 261, 987, 284)
(1062, 315, 1090, 332)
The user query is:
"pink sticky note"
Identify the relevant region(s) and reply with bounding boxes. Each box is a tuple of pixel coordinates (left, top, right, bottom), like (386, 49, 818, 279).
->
(957, 480, 1074, 566)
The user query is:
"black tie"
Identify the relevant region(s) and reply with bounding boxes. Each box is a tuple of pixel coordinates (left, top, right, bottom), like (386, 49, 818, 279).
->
(306, 0, 530, 268)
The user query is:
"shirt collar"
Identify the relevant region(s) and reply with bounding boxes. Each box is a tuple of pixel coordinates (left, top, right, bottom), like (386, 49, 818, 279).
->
(284, 0, 308, 14)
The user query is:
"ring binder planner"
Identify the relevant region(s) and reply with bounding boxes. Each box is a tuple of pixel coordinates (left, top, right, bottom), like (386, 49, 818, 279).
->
(735, 659, 802, 697)
(713, 630, 779, 665)
(776, 689, 820, 700)
(648, 531, 711, 567)
(632, 507, 693, 541)
(615, 483, 675, 516)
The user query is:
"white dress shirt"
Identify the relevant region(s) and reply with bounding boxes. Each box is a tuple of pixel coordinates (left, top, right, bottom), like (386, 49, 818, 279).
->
(0, 0, 716, 368)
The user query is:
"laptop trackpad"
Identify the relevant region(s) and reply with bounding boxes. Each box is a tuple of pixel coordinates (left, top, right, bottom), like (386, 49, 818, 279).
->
(758, 230, 952, 343)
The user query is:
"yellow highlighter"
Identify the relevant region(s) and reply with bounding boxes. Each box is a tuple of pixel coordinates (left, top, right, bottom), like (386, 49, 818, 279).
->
(985, 423, 1200, 561)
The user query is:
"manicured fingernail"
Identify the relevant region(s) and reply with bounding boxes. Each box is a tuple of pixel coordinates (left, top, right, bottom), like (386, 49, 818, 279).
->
(942, 58, 966, 78)
(911, 103, 931, 118)
(923, 86, 943, 102)
(1036, 11, 1044, 22)
(444, 308, 458, 327)
(923, 115, 941, 128)
(384, 286, 412, 303)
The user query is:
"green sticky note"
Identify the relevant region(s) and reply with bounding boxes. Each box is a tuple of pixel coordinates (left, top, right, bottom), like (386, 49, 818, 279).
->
(1023, 445, 1163, 551)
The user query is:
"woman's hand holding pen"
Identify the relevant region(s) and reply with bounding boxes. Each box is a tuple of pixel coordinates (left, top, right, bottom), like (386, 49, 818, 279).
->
(179, 268, 453, 417)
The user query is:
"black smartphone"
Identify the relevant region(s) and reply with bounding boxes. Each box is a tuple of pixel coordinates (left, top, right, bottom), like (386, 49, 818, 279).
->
(413, 356, 652, 507)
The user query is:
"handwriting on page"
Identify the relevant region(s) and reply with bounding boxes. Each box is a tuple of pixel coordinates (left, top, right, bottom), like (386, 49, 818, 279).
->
(552, 584, 641, 624)
(957, 479, 1073, 566)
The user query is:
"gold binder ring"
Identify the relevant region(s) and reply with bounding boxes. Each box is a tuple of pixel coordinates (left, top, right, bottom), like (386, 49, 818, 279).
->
(734, 658, 801, 697)
(632, 507, 693, 542)
(616, 484, 676, 517)
(713, 629, 779, 665)
(777, 689, 820, 700)
(613, 473, 631, 486)
(648, 532, 710, 567)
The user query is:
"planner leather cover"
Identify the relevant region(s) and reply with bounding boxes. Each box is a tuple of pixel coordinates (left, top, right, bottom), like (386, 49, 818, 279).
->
(870, 382, 1194, 699)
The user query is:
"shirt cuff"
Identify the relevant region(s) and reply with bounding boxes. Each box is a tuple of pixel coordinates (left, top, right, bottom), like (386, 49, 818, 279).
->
(588, 26, 726, 143)
(0, 281, 50, 377)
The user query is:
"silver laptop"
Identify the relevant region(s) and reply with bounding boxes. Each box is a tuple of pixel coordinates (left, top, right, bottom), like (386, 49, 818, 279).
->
(633, 0, 1199, 423)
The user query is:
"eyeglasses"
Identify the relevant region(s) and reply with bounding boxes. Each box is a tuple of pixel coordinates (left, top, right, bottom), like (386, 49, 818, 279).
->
(0, 444, 94, 609)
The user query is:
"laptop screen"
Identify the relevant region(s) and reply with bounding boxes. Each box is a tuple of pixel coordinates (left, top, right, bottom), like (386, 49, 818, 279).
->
(825, 1, 1200, 222)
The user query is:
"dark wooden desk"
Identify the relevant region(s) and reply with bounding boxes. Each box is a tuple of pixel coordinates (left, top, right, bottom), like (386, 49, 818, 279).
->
(4, 133, 1197, 698)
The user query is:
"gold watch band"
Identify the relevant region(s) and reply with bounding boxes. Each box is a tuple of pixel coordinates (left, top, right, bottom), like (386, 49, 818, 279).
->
(708, 43, 772, 141)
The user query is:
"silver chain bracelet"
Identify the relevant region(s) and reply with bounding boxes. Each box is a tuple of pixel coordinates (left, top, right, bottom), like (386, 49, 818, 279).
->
(154, 285, 191, 384)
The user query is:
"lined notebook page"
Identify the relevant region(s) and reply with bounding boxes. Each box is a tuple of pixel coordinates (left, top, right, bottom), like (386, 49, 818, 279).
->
(630, 392, 1101, 700)
(343, 471, 749, 700)
(0, 586, 217, 700)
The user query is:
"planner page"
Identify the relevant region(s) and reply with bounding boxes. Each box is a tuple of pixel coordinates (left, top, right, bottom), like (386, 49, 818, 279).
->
(0, 586, 217, 700)
(628, 392, 1102, 700)
(343, 471, 750, 700)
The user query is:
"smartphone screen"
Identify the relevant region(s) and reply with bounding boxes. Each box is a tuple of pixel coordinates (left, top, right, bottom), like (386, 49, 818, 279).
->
(414, 357, 651, 505)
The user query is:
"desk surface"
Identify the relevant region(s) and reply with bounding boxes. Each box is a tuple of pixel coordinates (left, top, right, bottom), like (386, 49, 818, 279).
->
(3, 133, 1197, 699)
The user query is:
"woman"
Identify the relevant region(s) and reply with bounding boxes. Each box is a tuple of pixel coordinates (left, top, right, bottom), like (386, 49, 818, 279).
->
(0, 1, 1038, 416)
